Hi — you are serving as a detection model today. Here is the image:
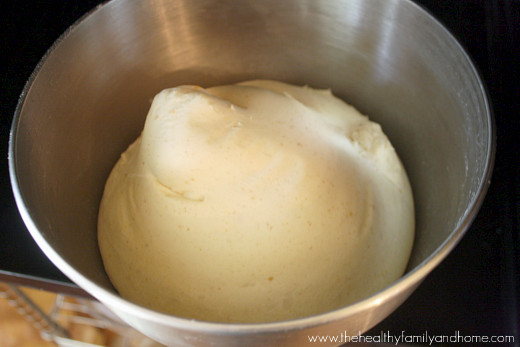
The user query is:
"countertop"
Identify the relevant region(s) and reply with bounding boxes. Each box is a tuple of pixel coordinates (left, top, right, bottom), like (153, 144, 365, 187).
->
(1, 1, 519, 345)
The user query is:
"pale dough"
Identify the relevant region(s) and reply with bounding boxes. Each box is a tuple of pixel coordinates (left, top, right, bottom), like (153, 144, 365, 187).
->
(98, 80, 414, 323)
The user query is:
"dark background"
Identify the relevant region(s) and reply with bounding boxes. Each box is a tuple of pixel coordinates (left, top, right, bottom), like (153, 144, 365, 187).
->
(1, 1, 518, 345)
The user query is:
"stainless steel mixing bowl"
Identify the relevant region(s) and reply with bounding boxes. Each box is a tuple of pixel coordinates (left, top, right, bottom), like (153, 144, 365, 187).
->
(9, 0, 494, 345)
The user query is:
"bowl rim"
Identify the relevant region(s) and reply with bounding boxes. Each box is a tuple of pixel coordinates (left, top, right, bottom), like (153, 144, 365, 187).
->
(8, 0, 496, 335)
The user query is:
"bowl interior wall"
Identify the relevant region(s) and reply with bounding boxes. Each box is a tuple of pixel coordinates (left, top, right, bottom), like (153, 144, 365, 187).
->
(13, 0, 490, 294)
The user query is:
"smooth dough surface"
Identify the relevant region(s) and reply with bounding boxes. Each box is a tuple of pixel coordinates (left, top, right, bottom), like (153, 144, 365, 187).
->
(98, 80, 414, 323)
